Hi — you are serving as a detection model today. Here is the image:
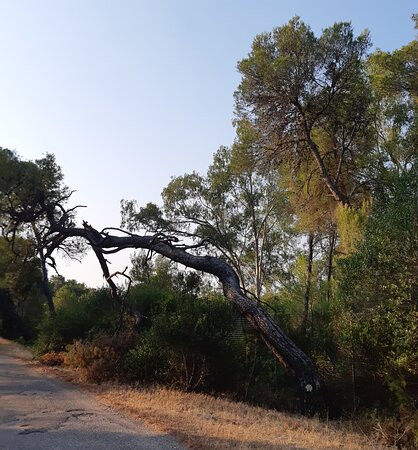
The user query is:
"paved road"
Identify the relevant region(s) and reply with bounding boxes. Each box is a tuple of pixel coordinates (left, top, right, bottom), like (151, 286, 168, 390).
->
(0, 338, 183, 449)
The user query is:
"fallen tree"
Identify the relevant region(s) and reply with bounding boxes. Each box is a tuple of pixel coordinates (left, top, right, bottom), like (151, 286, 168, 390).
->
(48, 221, 326, 414)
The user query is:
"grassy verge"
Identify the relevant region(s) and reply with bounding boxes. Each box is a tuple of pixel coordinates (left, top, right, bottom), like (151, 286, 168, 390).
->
(36, 361, 387, 449)
(93, 385, 387, 449)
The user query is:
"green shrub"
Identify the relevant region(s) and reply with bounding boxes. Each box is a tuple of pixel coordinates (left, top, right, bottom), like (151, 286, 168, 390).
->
(124, 329, 169, 382)
(33, 285, 117, 355)
(335, 169, 418, 410)
(125, 292, 242, 392)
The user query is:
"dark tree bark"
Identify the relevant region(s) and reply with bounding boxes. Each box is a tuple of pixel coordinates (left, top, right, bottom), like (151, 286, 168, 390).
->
(326, 230, 336, 303)
(55, 223, 326, 413)
(39, 249, 55, 317)
(301, 233, 314, 338)
(32, 224, 55, 316)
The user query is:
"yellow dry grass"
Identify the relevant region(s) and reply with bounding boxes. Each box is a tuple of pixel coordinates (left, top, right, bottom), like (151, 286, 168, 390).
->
(93, 385, 388, 449)
(33, 348, 389, 449)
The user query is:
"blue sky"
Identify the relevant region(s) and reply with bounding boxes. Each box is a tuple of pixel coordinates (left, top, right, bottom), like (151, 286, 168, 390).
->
(0, 0, 415, 286)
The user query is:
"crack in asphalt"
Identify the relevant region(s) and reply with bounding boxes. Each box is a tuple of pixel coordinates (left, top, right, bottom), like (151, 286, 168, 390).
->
(18, 428, 49, 435)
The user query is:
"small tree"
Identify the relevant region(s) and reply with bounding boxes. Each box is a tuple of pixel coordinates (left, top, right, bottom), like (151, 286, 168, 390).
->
(0, 148, 85, 315)
(122, 145, 295, 301)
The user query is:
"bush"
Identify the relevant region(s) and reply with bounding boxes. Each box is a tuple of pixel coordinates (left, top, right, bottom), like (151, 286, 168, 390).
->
(65, 330, 136, 382)
(125, 292, 242, 392)
(124, 329, 169, 382)
(33, 285, 117, 355)
(38, 351, 66, 366)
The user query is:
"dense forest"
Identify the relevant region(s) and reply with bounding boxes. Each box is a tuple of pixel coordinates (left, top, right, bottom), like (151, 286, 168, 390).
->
(0, 17, 416, 447)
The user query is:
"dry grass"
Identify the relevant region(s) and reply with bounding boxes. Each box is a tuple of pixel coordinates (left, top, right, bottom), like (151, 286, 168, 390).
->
(93, 385, 388, 449)
(35, 348, 391, 449)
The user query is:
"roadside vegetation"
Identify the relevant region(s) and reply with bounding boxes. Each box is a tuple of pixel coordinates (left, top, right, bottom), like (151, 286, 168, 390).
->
(86, 384, 391, 449)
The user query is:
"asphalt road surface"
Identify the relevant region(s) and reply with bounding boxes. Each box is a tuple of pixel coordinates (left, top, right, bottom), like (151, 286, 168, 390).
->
(0, 338, 183, 450)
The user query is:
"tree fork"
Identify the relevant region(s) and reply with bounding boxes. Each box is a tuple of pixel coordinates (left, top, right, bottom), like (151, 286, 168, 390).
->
(39, 250, 55, 317)
(304, 129, 350, 206)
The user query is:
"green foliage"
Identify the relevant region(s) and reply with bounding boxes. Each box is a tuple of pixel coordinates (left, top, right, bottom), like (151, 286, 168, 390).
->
(0, 148, 86, 318)
(33, 284, 117, 355)
(0, 148, 69, 223)
(336, 168, 418, 408)
(368, 37, 417, 175)
(125, 260, 240, 391)
(335, 200, 371, 255)
(2, 18, 416, 441)
(0, 238, 44, 336)
(235, 17, 372, 206)
(122, 145, 295, 300)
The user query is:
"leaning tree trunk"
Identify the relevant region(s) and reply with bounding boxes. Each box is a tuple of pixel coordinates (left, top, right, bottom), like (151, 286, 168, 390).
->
(39, 249, 55, 317)
(326, 229, 336, 303)
(301, 233, 314, 337)
(57, 223, 326, 413)
(32, 224, 55, 316)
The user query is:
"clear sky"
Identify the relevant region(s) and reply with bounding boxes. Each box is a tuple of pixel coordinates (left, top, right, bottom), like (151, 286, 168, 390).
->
(0, 0, 415, 286)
